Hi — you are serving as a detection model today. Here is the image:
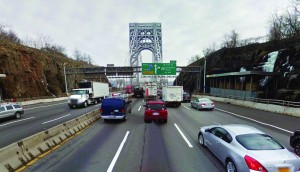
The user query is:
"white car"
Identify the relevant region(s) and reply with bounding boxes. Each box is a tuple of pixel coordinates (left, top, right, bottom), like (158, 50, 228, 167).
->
(191, 98, 215, 110)
(198, 124, 300, 172)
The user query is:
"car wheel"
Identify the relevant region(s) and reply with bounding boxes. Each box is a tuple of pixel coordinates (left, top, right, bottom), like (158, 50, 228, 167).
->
(198, 132, 205, 147)
(123, 115, 127, 121)
(163, 119, 168, 123)
(104, 119, 109, 122)
(15, 112, 21, 119)
(197, 105, 200, 110)
(226, 159, 237, 172)
(294, 141, 300, 155)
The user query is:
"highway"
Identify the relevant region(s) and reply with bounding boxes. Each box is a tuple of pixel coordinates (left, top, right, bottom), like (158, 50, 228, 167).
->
(0, 100, 101, 148)
(8, 98, 298, 172)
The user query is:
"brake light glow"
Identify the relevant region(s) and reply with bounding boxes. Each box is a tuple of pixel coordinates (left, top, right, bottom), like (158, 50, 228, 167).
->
(122, 108, 125, 113)
(244, 155, 267, 172)
(212, 103, 215, 106)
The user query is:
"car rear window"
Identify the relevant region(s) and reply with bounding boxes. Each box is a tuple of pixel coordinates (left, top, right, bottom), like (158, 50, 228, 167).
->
(236, 134, 284, 150)
(13, 105, 21, 108)
(102, 99, 123, 108)
(147, 104, 165, 110)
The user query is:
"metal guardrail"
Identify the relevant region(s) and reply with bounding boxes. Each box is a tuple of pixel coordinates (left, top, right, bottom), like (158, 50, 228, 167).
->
(196, 93, 300, 108)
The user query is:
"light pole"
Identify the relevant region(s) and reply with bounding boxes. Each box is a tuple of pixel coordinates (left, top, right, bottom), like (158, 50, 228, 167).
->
(203, 57, 206, 94)
(0, 74, 6, 101)
(63, 63, 68, 95)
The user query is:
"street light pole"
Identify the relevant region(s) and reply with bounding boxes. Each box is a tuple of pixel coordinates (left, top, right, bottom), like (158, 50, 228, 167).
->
(203, 57, 206, 94)
(63, 63, 68, 95)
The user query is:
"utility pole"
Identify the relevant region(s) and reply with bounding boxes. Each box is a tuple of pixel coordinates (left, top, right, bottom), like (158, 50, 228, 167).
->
(63, 63, 68, 95)
(203, 57, 206, 94)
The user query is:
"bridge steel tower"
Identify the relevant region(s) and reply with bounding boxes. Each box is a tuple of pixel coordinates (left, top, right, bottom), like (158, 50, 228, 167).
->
(129, 23, 163, 84)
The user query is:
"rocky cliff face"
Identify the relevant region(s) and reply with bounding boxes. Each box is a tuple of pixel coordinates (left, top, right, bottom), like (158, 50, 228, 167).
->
(0, 41, 107, 100)
(176, 37, 300, 101)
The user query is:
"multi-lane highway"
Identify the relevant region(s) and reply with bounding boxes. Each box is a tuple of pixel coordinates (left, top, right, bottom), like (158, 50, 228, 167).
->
(0, 100, 101, 148)
(2, 98, 297, 172)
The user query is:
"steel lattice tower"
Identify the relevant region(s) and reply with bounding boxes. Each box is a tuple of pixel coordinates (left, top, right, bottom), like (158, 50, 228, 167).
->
(129, 23, 162, 84)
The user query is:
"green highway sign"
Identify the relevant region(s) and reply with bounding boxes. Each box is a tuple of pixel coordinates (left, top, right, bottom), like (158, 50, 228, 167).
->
(142, 61, 176, 75)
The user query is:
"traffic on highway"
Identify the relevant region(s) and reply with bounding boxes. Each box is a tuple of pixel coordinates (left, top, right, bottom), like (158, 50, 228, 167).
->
(1, 90, 300, 172)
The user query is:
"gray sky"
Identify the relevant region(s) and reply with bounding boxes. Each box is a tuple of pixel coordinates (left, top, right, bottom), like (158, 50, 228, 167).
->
(0, 0, 291, 66)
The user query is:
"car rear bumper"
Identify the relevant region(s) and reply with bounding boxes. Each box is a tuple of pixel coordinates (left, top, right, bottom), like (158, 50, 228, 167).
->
(144, 115, 167, 120)
(101, 115, 125, 119)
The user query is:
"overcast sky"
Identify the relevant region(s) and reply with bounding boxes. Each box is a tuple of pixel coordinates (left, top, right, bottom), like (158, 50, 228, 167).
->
(0, 0, 291, 66)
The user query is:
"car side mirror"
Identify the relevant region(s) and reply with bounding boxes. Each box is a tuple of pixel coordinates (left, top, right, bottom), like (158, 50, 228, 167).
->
(205, 128, 211, 133)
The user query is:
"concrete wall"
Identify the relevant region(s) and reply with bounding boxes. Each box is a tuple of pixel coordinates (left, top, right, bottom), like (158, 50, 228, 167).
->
(192, 95, 300, 117)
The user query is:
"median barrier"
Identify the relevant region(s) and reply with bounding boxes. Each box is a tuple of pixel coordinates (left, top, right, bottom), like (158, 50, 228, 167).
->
(0, 142, 28, 172)
(47, 124, 66, 145)
(20, 131, 52, 159)
(0, 109, 101, 171)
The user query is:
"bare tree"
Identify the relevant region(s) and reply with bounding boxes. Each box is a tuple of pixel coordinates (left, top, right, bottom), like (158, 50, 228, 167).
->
(203, 43, 217, 57)
(187, 55, 201, 65)
(221, 30, 239, 48)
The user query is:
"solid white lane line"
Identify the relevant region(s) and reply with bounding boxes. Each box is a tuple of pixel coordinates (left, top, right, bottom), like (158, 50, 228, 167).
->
(42, 114, 72, 124)
(215, 108, 293, 134)
(0, 117, 35, 127)
(174, 123, 193, 148)
(182, 105, 190, 110)
(107, 131, 130, 172)
(25, 102, 66, 110)
(138, 106, 141, 111)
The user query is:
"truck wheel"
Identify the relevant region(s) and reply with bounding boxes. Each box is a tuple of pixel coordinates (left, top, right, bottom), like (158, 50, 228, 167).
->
(294, 141, 300, 155)
(94, 99, 98, 105)
(83, 101, 88, 108)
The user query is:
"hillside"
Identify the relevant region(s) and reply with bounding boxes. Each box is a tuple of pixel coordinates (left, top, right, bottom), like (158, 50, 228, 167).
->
(176, 37, 300, 101)
(0, 40, 107, 100)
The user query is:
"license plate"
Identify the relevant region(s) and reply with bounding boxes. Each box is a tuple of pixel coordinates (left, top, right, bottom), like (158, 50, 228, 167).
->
(153, 112, 159, 115)
(114, 110, 119, 112)
(109, 115, 116, 119)
(277, 167, 291, 172)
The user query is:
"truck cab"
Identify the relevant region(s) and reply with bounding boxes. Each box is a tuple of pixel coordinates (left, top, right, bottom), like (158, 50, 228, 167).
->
(68, 89, 92, 108)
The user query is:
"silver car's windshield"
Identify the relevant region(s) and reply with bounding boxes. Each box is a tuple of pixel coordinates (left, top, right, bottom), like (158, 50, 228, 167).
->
(236, 134, 284, 150)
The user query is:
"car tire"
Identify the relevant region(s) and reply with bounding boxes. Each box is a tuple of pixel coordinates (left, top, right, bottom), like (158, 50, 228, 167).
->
(198, 132, 205, 147)
(294, 141, 300, 155)
(226, 159, 237, 172)
(15, 112, 21, 119)
(163, 119, 168, 123)
(197, 105, 200, 110)
(104, 119, 109, 122)
(94, 99, 98, 105)
(123, 115, 127, 121)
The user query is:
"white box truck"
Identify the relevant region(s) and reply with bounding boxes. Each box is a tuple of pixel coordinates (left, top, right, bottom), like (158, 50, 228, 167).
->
(68, 81, 109, 108)
(144, 82, 158, 101)
(162, 86, 183, 107)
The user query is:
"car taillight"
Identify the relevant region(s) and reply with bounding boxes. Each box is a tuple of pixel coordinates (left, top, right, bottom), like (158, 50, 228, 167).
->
(122, 108, 125, 113)
(99, 108, 102, 113)
(212, 103, 215, 106)
(244, 155, 267, 172)
(201, 103, 206, 106)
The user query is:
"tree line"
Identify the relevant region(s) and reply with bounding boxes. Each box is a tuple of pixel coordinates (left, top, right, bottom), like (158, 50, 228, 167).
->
(0, 24, 94, 65)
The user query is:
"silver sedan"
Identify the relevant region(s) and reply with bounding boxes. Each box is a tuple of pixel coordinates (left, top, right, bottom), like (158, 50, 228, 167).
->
(198, 124, 300, 172)
(191, 98, 215, 110)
